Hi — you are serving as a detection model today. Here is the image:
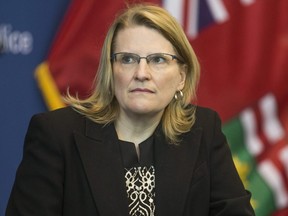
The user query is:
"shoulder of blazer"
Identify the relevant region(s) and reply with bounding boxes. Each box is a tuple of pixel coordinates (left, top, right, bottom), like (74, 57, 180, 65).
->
(190, 106, 225, 149)
(30, 107, 114, 141)
(30, 106, 90, 136)
(193, 105, 222, 130)
(38, 106, 84, 121)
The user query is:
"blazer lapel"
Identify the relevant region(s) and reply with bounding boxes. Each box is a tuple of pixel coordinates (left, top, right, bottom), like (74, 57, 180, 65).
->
(73, 117, 203, 216)
(74, 119, 129, 216)
(154, 127, 203, 216)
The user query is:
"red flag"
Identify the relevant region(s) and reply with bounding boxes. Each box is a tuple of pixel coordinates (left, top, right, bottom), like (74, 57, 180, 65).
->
(190, 0, 288, 121)
(35, 0, 161, 110)
(173, 0, 288, 214)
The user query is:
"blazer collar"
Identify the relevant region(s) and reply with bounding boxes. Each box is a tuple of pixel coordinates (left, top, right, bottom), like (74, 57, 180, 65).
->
(154, 126, 203, 216)
(74, 119, 129, 216)
(74, 118, 203, 216)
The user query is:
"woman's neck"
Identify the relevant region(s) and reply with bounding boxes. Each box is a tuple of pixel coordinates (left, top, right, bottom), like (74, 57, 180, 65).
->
(114, 111, 162, 145)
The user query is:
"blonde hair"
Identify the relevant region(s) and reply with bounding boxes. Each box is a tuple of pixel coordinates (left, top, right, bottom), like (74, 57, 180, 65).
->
(66, 3, 200, 144)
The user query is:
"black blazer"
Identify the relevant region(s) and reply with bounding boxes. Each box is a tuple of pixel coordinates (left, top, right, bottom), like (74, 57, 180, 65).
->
(6, 106, 255, 216)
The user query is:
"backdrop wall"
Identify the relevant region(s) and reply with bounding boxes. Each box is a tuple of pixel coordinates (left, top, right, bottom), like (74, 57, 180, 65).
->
(0, 0, 70, 214)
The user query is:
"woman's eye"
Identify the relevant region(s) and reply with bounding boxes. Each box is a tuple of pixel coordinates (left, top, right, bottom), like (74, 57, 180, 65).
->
(121, 55, 137, 64)
(150, 55, 167, 64)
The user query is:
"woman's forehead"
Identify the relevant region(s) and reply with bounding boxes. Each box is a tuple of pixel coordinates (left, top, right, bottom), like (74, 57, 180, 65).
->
(113, 26, 174, 53)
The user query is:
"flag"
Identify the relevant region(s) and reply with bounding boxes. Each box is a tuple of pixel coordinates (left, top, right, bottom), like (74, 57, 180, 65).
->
(35, 0, 288, 215)
(165, 0, 288, 215)
(223, 93, 288, 215)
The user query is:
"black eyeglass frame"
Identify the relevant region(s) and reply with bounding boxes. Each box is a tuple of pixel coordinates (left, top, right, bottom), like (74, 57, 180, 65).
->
(110, 52, 184, 64)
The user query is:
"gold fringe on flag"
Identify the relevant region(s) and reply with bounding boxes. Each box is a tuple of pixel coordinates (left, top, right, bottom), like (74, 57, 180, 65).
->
(35, 62, 66, 110)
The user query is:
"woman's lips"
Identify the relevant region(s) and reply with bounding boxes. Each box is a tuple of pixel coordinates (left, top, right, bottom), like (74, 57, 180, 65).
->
(130, 88, 154, 93)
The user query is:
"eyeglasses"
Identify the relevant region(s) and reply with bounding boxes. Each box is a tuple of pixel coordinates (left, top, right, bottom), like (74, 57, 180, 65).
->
(111, 52, 184, 72)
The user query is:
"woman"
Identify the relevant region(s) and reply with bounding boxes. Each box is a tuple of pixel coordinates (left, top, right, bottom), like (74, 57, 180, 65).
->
(6, 4, 255, 216)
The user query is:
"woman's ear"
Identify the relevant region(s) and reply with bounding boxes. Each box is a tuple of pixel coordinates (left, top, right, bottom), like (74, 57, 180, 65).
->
(178, 65, 187, 90)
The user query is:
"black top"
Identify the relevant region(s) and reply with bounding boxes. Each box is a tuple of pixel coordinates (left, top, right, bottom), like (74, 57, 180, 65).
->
(6, 106, 255, 216)
(119, 135, 155, 216)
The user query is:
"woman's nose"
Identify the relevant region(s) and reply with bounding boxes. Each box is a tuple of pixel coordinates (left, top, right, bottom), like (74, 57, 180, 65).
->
(133, 60, 152, 81)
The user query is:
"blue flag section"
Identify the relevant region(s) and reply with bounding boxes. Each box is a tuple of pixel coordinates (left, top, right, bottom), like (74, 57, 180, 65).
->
(0, 0, 70, 214)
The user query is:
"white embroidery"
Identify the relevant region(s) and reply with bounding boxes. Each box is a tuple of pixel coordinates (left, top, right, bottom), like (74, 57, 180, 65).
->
(125, 166, 155, 216)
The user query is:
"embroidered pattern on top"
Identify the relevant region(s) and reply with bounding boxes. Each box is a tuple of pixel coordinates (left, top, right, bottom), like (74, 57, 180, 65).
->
(125, 166, 155, 216)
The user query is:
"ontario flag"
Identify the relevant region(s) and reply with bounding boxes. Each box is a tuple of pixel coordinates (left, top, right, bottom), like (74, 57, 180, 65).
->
(35, 0, 288, 215)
